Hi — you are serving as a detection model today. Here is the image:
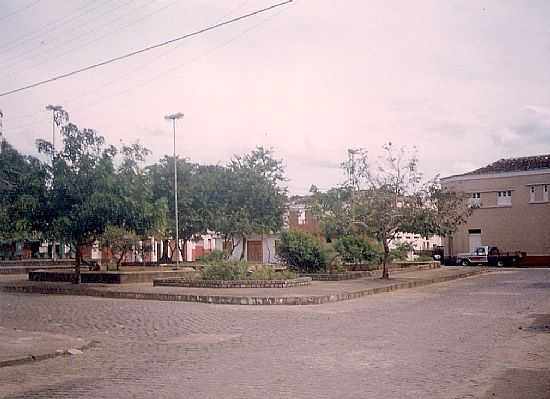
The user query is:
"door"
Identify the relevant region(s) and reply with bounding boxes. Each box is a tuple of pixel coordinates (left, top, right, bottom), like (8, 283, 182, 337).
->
(468, 229, 481, 252)
(247, 241, 263, 263)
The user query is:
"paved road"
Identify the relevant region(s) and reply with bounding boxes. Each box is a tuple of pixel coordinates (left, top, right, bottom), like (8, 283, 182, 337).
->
(1, 269, 549, 398)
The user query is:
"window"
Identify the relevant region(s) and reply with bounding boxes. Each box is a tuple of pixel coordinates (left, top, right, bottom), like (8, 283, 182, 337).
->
(297, 209, 306, 225)
(497, 191, 512, 206)
(469, 192, 481, 208)
(528, 184, 549, 203)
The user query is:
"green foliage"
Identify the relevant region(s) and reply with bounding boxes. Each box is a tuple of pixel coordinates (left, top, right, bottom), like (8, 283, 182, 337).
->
(201, 261, 296, 281)
(0, 141, 48, 240)
(390, 242, 414, 261)
(334, 235, 383, 265)
(415, 255, 434, 262)
(100, 225, 139, 269)
(201, 260, 249, 280)
(276, 231, 327, 273)
(196, 249, 225, 263)
(309, 186, 353, 241)
(248, 265, 296, 280)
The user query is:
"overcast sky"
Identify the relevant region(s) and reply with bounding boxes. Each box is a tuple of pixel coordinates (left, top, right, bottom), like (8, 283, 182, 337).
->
(1, 0, 549, 194)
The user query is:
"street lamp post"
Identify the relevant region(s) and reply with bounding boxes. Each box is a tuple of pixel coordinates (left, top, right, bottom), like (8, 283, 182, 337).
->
(164, 112, 184, 265)
(45, 105, 64, 155)
(45, 105, 68, 262)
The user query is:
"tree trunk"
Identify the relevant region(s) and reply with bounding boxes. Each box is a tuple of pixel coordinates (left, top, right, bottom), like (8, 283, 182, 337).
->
(116, 249, 126, 271)
(240, 236, 247, 261)
(74, 244, 81, 285)
(382, 240, 390, 279)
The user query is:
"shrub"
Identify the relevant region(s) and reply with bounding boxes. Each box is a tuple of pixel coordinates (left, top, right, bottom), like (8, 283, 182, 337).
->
(196, 249, 225, 264)
(248, 265, 296, 280)
(415, 255, 434, 262)
(202, 261, 248, 280)
(334, 235, 383, 265)
(276, 231, 327, 273)
(390, 242, 414, 261)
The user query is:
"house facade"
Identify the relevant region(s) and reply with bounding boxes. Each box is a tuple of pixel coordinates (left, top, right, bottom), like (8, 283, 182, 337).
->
(441, 155, 550, 260)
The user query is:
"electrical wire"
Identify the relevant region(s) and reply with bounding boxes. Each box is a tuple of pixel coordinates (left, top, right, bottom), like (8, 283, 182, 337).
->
(2, 0, 252, 126)
(0, 0, 141, 72)
(0, 0, 293, 98)
(0, 0, 112, 52)
(0, 0, 41, 23)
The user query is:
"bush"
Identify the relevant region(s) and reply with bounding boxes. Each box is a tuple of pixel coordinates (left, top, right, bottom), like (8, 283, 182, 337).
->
(415, 255, 434, 262)
(202, 261, 248, 280)
(276, 231, 327, 273)
(334, 235, 383, 265)
(196, 249, 225, 264)
(248, 265, 296, 280)
(390, 242, 414, 261)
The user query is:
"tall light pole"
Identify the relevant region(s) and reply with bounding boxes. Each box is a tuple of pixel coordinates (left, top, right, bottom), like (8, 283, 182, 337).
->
(0, 109, 3, 154)
(164, 112, 184, 265)
(45, 105, 66, 262)
(45, 104, 65, 156)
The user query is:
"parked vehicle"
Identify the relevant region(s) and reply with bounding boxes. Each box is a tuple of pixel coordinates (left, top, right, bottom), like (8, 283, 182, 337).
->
(455, 246, 524, 267)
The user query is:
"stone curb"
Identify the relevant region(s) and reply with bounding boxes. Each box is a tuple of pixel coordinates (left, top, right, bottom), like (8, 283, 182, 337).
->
(0, 265, 75, 275)
(154, 277, 312, 289)
(0, 340, 96, 368)
(0, 270, 485, 306)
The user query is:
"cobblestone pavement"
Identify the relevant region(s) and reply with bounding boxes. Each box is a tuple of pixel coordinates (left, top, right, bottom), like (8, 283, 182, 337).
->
(1, 269, 549, 398)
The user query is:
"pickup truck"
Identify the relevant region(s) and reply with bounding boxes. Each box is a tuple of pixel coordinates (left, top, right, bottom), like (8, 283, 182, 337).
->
(455, 246, 523, 267)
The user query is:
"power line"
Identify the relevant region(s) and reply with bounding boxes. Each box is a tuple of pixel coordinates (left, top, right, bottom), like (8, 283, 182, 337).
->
(1, 0, 245, 126)
(0, 0, 140, 72)
(0, 0, 112, 53)
(0, 0, 293, 98)
(0, 0, 41, 23)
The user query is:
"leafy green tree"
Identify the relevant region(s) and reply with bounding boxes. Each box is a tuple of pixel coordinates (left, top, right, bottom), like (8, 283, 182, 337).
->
(100, 225, 139, 270)
(348, 143, 470, 279)
(38, 123, 161, 283)
(225, 146, 287, 259)
(309, 185, 353, 241)
(0, 141, 48, 242)
(148, 157, 205, 261)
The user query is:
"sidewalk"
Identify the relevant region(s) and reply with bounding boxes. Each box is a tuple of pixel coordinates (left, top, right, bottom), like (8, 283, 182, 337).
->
(0, 327, 93, 368)
(0, 266, 486, 305)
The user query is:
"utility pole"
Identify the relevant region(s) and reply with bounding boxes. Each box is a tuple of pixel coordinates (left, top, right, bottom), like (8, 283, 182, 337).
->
(164, 112, 184, 265)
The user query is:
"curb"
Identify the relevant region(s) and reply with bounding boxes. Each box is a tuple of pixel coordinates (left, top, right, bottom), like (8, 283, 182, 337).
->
(0, 270, 485, 306)
(0, 340, 97, 368)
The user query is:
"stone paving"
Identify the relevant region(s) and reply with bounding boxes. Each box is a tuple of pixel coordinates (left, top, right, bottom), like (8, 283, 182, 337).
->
(0, 266, 484, 305)
(0, 327, 91, 367)
(0, 268, 549, 398)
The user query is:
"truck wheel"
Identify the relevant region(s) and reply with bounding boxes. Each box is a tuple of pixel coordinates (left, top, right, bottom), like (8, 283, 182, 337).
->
(497, 260, 504, 267)
(461, 259, 470, 266)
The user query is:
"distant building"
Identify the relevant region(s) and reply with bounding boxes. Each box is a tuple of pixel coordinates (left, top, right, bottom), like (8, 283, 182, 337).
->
(441, 154, 550, 262)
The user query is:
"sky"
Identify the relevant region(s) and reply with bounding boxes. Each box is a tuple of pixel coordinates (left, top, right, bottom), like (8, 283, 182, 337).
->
(1, 0, 549, 194)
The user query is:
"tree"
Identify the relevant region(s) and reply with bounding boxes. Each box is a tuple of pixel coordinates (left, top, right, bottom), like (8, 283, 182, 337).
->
(148, 157, 205, 262)
(100, 225, 139, 270)
(225, 146, 287, 259)
(0, 141, 48, 242)
(331, 143, 470, 279)
(309, 185, 353, 241)
(38, 123, 162, 283)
